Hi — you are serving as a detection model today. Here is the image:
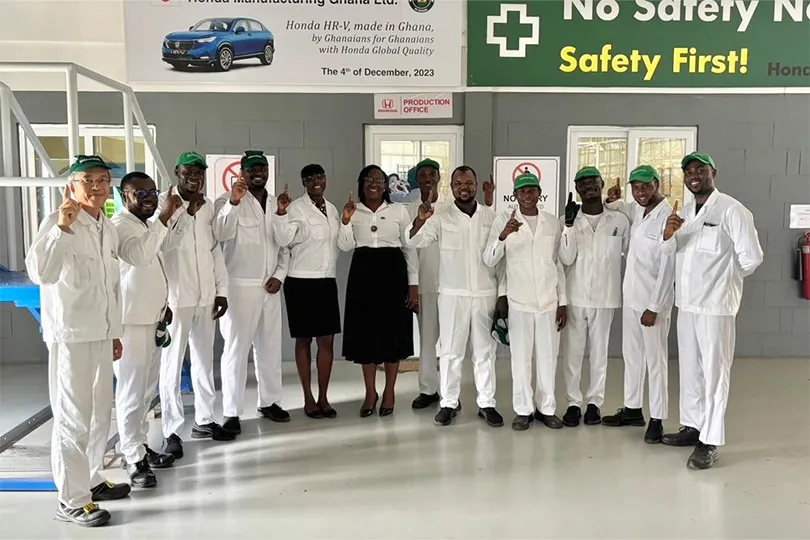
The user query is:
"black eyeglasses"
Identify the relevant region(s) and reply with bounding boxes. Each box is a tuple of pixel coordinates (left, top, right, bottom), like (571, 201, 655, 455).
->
(364, 177, 386, 185)
(126, 189, 159, 199)
(303, 173, 326, 182)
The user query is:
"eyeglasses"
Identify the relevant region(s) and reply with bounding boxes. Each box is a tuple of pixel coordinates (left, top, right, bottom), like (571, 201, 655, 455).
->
(74, 178, 111, 188)
(303, 173, 326, 182)
(364, 177, 386, 185)
(126, 189, 159, 199)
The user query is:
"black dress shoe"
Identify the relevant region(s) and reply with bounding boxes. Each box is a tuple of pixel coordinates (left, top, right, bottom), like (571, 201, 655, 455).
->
(192, 422, 237, 441)
(478, 407, 504, 427)
(533, 410, 563, 429)
(644, 419, 664, 444)
(320, 405, 338, 419)
(360, 393, 378, 418)
(164, 434, 184, 459)
(584, 404, 601, 425)
(562, 406, 582, 427)
(90, 481, 131, 502)
(379, 404, 395, 417)
(144, 445, 175, 469)
(412, 392, 440, 410)
(511, 414, 533, 431)
(601, 407, 646, 427)
(56, 503, 111, 527)
(434, 407, 457, 426)
(687, 442, 719, 469)
(126, 457, 157, 488)
(258, 404, 291, 423)
(222, 416, 242, 435)
(662, 426, 700, 447)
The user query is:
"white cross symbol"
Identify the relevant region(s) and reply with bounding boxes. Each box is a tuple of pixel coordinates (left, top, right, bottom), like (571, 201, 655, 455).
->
(486, 4, 540, 58)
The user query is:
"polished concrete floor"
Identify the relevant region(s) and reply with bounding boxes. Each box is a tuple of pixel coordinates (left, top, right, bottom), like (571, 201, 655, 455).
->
(0, 357, 808, 539)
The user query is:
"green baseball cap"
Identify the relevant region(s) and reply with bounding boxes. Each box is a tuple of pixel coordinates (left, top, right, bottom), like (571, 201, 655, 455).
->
(574, 166, 602, 182)
(68, 155, 111, 175)
(514, 172, 540, 190)
(681, 152, 716, 170)
(176, 151, 207, 169)
(241, 150, 269, 169)
(628, 165, 661, 184)
(415, 158, 440, 173)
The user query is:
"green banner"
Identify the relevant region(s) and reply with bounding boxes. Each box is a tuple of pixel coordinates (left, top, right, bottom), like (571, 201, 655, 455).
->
(467, 0, 810, 87)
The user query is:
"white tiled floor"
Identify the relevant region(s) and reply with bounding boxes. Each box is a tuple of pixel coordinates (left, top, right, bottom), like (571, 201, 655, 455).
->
(0, 357, 809, 539)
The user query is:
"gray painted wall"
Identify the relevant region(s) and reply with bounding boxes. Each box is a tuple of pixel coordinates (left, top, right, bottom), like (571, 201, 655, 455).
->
(1, 91, 808, 365)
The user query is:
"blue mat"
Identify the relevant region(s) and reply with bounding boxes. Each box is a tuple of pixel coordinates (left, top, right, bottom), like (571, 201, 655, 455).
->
(0, 479, 57, 492)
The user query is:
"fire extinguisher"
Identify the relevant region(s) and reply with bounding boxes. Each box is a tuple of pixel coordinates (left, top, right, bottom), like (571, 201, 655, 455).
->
(798, 232, 810, 301)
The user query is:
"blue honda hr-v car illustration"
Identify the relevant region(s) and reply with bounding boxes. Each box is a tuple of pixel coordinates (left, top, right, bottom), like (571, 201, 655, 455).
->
(162, 18, 274, 72)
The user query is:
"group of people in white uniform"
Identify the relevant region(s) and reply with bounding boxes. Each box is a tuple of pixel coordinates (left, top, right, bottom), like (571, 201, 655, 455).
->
(25, 149, 763, 528)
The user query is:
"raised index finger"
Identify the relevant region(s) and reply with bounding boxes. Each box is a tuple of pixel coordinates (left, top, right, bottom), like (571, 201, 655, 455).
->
(62, 185, 71, 201)
(283, 183, 289, 194)
(615, 178, 621, 188)
(567, 192, 573, 204)
(348, 191, 354, 203)
(672, 200, 679, 214)
(510, 208, 516, 219)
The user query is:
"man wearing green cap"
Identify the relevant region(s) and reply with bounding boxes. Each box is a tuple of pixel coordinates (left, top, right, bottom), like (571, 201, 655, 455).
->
(25, 155, 131, 526)
(559, 166, 630, 428)
(484, 171, 568, 431)
(658, 152, 763, 469)
(158, 152, 234, 460)
(213, 150, 291, 435)
(600, 165, 675, 444)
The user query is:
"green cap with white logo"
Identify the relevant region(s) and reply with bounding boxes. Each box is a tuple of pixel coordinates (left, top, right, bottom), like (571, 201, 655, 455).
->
(68, 155, 111, 174)
(241, 150, 269, 169)
(573, 166, 602, 182)
(680, 152, 716, 171)
(176, 151, 207, 169)
(628, 165, 661, 184)
(514, 172, 540, 190)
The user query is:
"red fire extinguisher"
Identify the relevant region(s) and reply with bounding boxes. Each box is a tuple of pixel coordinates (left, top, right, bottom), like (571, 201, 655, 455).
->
(798, 233, 810, 301)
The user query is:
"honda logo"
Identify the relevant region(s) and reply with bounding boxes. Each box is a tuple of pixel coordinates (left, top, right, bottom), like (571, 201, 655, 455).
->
(382, 99, 394, 109)
(175, 42, 180, 48)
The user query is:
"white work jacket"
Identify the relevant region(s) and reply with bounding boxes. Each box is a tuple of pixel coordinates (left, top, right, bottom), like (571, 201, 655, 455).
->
(484, 209, 567, 314)
(273, 195, 340, 279)
(559, 208, 630, 309)
(607, 199, 676, 314)
(158, 191, 228, 308)
(406, 202, 505, 298)
(661, 190, 763, 316)
(111, 208, 169, 326)
(25, 209, 122, 343)
(213, 191, 289, 288)
(406, 193, 453, 295)
(337, 201, 418, 285)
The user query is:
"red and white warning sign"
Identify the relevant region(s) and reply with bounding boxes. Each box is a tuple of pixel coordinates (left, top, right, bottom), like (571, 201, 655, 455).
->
(493, 157, 560, 216)
(205, 154, 276, 202)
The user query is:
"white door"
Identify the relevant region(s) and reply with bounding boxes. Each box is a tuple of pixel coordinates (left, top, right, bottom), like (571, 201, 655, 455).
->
(365, 125, 464, 360)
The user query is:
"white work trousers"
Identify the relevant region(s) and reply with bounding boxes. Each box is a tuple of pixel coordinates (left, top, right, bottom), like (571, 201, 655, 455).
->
(47, 340, 113, 509)
(622, 307, 671, 420)
(437, 294, 497, 409)
(113, 324, 160, 465)
(509, 309, 560, 416)
(563, 306, 615, 408)
(677, 311, 736, 447)
(219, 285, 283, 418)
(160, 305, 217, 437)
(417, 292, 440, 395)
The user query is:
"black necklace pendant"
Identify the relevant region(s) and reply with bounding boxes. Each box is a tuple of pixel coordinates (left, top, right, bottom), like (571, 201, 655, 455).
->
(370, 225, 378, 232)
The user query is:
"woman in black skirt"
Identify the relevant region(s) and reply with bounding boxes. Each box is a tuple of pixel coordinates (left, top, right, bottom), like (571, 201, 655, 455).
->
(337, 165, 419, 417)
(275, 164, 341, 419)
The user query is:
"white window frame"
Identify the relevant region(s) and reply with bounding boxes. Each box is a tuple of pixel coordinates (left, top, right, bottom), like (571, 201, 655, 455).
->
(566, 126, 697, 203)
(364, 125, 465, 175)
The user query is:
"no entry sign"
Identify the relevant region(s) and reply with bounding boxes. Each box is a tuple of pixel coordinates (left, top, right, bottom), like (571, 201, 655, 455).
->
(205, 154, 276, 202)
(492, 157, 560, 216)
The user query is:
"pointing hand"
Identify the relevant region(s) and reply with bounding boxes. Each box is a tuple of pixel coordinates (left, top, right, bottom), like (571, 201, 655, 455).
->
(342, 191, 356, 225)
(663, 200, 684, 241)
(606, 177, 622, 202)
(57, 185, 81, 230)
(499, 209, 523, 240)
(276, 183, 292, 216)
(564, 191, 580, 227)
(230, 177, 248, 205)
(418, 189, 435, 220)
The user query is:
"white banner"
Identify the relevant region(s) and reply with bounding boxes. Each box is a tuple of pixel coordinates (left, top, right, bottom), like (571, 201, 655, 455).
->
(492, 157, 560, 216)
(205, 154, 276, 202)
(374, 93, 453, 119)
(124, 0, 461, 86)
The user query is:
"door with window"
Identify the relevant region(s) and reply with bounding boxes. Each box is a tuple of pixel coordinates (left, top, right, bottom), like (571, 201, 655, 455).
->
(566, 127, 697, 206)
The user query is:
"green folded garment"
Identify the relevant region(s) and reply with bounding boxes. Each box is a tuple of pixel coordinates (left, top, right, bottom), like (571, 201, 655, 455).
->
(491, 313, 509, 346)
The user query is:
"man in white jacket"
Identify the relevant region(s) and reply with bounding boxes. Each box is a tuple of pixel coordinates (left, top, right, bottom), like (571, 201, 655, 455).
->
(111, 172, 180, 487)
(213, 150, 290, 435)
(158, 152, 233, 461)
(407, 166, 506, 428)
(600, 166, 675, 444)
(483, 172, 568, 431)
(660, 152, 763, 469)
(25, 155, 130, 527)
(559, 166, 630, 428)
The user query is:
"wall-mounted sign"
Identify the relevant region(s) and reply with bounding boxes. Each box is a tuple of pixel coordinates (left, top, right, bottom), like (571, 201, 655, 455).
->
(205, 154, 276, 202)
(374, 93, 453, 119)
(789, 204, 810, 229)
(492, 156, 560, 216)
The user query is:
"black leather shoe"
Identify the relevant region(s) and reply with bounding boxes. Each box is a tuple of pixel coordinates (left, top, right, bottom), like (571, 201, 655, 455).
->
(584, 404, 601, 425)
(533, 410, 563, 429)
(320, 405, 338, 419)
(511, 415, 533, 431)
(434, 407, 457, 426)
(360, 393, 378, 418)
(192, 422, 237, 441)
(662, 426, 700, 447)
(222, 416, 242, 435)
(56, 503, 111, 527)
(602, 407, 646, 427)
(687, 442, 719, 469)
(126, 457, 157, 488)
(144, 445, 175, 469)
(563, 406, 582, 427)
(478, 407, 504, 427)
(164, 434, 184, 458)
(258, 404, 291, 423)
(412, 392, 440, 410)
(644, 419, 664, 444)
(90, 480, 131, 502)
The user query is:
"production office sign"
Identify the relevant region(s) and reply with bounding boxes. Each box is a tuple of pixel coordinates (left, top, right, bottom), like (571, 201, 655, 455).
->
(125, 0, 461, 86)
(468, 0, 810, 87)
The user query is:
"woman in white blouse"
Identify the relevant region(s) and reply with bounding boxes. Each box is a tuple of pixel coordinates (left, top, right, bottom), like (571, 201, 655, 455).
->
(338, 165, 419, 417)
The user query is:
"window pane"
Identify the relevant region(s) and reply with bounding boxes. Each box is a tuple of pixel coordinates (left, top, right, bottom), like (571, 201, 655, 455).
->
(420, 141, 451, 199)
(92, 136, 147, 179)
(575, 136, 627, 201)
(635, 137, 687, 207)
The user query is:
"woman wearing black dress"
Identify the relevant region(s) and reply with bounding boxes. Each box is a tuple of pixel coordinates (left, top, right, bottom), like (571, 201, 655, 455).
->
(338, 165, 419, 417)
